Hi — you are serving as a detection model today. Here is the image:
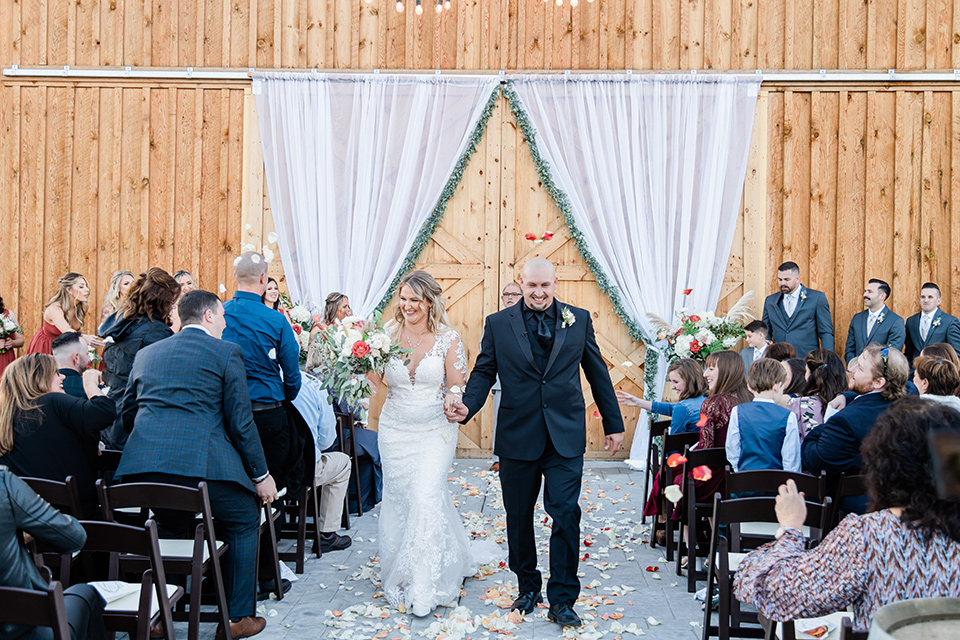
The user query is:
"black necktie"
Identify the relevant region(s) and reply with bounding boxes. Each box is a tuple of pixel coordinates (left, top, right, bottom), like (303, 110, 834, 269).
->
(536, 311, 552, 350)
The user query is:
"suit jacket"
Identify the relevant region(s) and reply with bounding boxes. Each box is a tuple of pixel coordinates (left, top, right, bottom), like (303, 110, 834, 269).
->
(116, 328, 269, 492)
(761, 286, 834, 359)
(844, 306, 906, 362)
(740, 345, 766, 368)
(903, 309, 960, 365)
(461, 302, 625, 461)
(800, 391, 891, 478)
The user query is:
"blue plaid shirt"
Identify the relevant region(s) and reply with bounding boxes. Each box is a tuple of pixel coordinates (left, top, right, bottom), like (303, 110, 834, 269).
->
(222, 291, 301, 403)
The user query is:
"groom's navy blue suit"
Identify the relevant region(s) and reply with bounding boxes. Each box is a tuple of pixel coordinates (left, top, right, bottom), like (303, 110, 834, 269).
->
(461, 300, 624, 606)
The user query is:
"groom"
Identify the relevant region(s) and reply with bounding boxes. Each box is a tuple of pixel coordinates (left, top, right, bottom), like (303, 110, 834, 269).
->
(446, 258, 624, 627)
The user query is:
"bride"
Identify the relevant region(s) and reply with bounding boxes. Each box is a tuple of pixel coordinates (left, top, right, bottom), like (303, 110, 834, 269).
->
(369, 270, 475, 616)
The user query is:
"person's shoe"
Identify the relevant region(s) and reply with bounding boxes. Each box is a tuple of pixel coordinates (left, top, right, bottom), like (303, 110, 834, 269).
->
(510, 591, 543, 614)
(489, 462, 500, 472)
(547, 602, 582, 627)
(216, 616, 266, 639)
(255, 578, 291, 601)
(319, 532, 352, 553)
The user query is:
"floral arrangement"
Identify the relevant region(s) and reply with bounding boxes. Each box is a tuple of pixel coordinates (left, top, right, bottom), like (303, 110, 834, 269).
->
(88, 343, 103, 368)
(312, 313, 407, 420)
(647, 291, 755, 365)
(278, 291, 319, 363)
(0, 314, 20, 354)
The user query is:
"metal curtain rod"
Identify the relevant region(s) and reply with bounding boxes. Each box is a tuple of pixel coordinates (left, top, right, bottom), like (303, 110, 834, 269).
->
(5, 65, 960, 83)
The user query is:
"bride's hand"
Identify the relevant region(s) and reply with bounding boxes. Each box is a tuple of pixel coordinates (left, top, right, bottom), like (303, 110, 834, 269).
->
(443, 391, 462, 417)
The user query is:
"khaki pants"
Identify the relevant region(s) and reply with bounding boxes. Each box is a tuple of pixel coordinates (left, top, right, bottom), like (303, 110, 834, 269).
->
(313, 451, 351, 532)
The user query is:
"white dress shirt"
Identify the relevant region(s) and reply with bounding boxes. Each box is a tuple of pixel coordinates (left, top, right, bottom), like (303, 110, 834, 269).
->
(783, 288, 801, 317)
(920, 309, 937, 342)
(753, 344, 767, 361)
(866, 305, 886, 338)
(725, 398, 801, 473)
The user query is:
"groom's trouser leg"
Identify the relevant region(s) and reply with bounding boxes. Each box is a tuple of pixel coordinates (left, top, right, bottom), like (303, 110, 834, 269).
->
(498, 456, 543, 595)
(541, 442, 583, 606)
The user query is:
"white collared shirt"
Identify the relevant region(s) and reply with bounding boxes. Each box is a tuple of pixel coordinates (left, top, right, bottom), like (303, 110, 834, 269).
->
(181, 324, 212, 337)
(783, 287, 801, 317)
(753, 344, 767, 361)
(866, 305, 886, 337)
(920, 309, 938, 341)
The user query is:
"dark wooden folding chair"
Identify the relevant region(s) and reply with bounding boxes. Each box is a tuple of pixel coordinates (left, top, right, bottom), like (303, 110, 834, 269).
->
(259, 491, 286, 599)
(650, 429, 700, 559)
(0, 582, 72, 640)
(96, 449, 124, 478)
(279, 431, 323, 573)
(77, 519, 182, 640)
(335, 411, 362, 522)
(724, 468, 827, 549)
(21, 476, 85, 585)
(640, 420, 671, 525)
(677, 446, 728, 590)
(840, 617, 867, 640)
(827, 473, 866, 533)
(97, 480, 232, 640)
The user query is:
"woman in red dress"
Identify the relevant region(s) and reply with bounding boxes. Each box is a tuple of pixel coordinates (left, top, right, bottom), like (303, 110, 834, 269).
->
(0, 295, 25, 378)
(27, 273, 103, 355)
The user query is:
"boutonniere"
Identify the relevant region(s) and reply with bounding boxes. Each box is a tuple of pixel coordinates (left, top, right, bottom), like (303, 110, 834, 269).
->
(561, 306, 576, 329)
(799, 290, 807, 301)
(876, 312, 886, 324)
(933, 317, 942, 328)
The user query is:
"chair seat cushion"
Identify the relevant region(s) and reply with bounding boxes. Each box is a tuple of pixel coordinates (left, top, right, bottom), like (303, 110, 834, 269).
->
(158, 539, 225, 563)
(740, 522, 811, 538)
(89, 581, 181, 617)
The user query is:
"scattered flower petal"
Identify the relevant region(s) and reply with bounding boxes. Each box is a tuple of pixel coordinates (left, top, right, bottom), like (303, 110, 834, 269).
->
(664, 485, 683, 503)
(542, 230, 555, 240)
(250, 254, 262, 264)
(683, 288, 693, 295)
(218, 283, 227, 294)
(696, 413, 708, 428)
(525, 233, 538, 240)
(268, 348, 277, 360)
(666, 453, 687, 468)
(645, 566, 659, 572)
(692, 465, 713, 482)
(262, 246, 275, 263)
(267, 231, 279, 244)
(593, 410, 601, 418)
(647, 616, 662, 626)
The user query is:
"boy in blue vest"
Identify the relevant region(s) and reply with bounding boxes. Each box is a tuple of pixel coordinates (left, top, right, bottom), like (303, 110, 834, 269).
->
(725, 358, 801, 472)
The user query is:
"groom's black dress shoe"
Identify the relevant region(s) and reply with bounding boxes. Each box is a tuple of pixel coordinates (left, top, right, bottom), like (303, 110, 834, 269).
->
(510, 591, 543, 614)
(547, 602, 582, 627)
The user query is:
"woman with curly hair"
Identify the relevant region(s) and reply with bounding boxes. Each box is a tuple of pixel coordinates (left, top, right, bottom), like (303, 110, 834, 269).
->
(0, 295, 25, 378)
(913, 354, 960, 411)
(734, 396, 960, 631)
(27, 273, 102, 355)
(98, 269, 135, 326)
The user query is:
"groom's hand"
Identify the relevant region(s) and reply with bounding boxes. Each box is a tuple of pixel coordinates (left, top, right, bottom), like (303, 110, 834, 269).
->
(604, 432, 624, 456)
(445, 401, 469, 423)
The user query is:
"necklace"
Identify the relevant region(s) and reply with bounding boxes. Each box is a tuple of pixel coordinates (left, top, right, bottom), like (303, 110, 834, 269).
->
(404, 331, 428, 350)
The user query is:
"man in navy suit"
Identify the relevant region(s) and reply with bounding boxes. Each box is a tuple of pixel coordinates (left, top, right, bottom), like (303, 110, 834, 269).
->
(446, 259, 624, 628)
(844, 279, 906, 363)
(761, 262, 834, 359)
(801, 343, 908, 512)
(903, 282, 960, 366)
(117, 290, 278, 639)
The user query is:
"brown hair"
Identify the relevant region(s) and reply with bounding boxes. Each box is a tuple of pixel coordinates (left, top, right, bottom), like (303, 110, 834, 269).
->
(705, 350, 753, 404)
(668, 358, 708, 401)
(862, 343, 909, 402)
(393, 271, 449, 335)
(764, 342, 797, 362)
(747, 358, 787, 394)
(0, 354, 58, 455)
(323, 292, 349, 326)
(118, 268, 181, 324)
(45, 272, 89, 329)
(920, 343, 960, 369)
(914, 355, 960, 396)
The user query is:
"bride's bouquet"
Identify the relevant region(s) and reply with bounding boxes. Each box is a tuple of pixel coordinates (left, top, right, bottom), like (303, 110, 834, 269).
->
(0, 314, 20, 354)
(312, 312, 406, 419)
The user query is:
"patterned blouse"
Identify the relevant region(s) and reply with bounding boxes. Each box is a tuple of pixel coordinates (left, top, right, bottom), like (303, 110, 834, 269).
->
(787, 395, 825, 440)
(733, 510, 960, 630)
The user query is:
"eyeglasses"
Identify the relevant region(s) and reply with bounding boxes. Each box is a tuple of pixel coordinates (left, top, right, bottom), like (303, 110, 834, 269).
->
(879, 347, 889, 378)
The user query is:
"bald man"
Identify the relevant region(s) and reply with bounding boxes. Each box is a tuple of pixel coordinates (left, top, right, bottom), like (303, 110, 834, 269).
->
(446, 258, 625, 628)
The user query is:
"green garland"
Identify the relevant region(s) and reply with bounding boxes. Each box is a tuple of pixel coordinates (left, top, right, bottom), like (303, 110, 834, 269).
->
(375, 84, 503, 315)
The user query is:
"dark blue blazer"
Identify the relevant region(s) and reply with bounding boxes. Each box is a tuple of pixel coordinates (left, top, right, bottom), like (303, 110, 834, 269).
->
(116, 327, 269, 492)
(761, 286, 834, 358)
(903, 309, 960, 365)
(461, 302, 625, 461)
(844, 306, 906, 362)
(801, 391, 891, 477)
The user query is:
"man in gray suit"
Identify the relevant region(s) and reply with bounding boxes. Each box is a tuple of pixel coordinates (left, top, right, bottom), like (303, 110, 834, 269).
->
(844, 279, 905, 363)
(740, 320, 770, 368)
(761, 262, 834, 359)
(903, 282, 960, 365)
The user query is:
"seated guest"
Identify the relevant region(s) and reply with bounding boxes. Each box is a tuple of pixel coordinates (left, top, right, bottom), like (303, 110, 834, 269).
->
(117, 290, 278, 638)
(781, 358, 808, 397)
(802, 344, 908, 512)
(0, 466, 108, 640)
(734, 397, 960, 631)
(51, 332, 91, 399)
(920, 341, 960, 368)
(99, 268, 180, 449)
(788, 349, 847, 438)
(913, 355, 960, 412)
(616, 358, 707, 434)
(740, 320, 770, 367)
(726, 358, 800, 472)
(764, 342, 797, 362)
(0, 354, 114, 519)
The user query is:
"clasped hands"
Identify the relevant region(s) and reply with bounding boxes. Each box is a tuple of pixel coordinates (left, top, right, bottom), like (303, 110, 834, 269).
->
(444, 393, 468, 423)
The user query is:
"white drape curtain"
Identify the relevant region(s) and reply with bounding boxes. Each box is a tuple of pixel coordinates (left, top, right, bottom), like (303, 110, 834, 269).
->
(508, 75, 760, 465)
(254, 72, 500, 315)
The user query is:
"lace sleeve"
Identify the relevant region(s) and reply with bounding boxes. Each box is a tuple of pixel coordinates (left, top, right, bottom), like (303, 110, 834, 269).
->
(443, 331, 467, 391)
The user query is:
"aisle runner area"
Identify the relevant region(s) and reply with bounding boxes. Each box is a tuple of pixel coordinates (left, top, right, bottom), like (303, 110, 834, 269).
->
(182, 461, 704, 640)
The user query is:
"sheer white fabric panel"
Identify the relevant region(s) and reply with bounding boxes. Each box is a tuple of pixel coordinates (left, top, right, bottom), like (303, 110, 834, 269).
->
(254, 73, 500, 315)
(508, 75, 760, 465)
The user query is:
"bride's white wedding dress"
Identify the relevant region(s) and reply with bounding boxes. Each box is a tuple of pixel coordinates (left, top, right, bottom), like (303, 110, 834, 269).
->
(377, 329, 476, 616)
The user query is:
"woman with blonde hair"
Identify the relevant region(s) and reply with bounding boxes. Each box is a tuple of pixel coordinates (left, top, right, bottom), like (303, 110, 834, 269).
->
(368, 270, 475, 617)
(27, 272, 103, 355)
(98, 269, 135, 326)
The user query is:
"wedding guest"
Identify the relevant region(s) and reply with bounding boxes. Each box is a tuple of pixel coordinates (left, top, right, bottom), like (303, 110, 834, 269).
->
(726, 358, 800, 473)
(913, 355, 960, 411)
(307, 292, 354, 413)
(844, 279, 906, 363)
(0, 467, 108, 640)
(27, 273, 103, 356)
(617, 358, 708, 434)
(99, 268, 180, 450)
(782, 358, 808, 397)
(116, 290, 278, 638)
(0, 354, 114, 518)
(0, 294, 24, 378)
(169, 270, 197, 332)
(740, 320, 769, 367)
(98, 270, 134, 327)
(903, 283, 960, 366)
(490, 282, 523, 472)
(802, 344, 908, 513)
(734, 398, 960, 631)
(764, 342, 797, 362)
(262, 277, 293, 325)
(761, 262, 834, 358)
(787, 349, 847, 438)
(920, 342, 960, 367)
(52, 332, 91, 399)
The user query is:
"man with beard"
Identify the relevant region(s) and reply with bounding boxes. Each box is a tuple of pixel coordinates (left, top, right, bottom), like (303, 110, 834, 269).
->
(761, 261, 834, 358)
(801, 343, 908, 513)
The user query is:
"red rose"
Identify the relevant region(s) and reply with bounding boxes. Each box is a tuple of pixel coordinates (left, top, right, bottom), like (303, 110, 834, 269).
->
(352, 340, 372, 358)
(689, 315, 701, 323)
(292, 324, 302, 335)
(689, 339, 701, 353)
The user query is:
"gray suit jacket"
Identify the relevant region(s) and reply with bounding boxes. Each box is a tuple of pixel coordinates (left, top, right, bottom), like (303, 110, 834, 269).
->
(740, 346, 766, 368)
(761, 286, 835, 359)
(844, 306, 906, 362)
(903, 309, 960, 365)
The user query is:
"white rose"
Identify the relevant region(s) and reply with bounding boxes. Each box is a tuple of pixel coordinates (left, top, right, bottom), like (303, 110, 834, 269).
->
(674, 334, 693, 358)
(695, 328, 716, 345)
(722, 336, 739, 348)
(290, 305, 311, 324)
